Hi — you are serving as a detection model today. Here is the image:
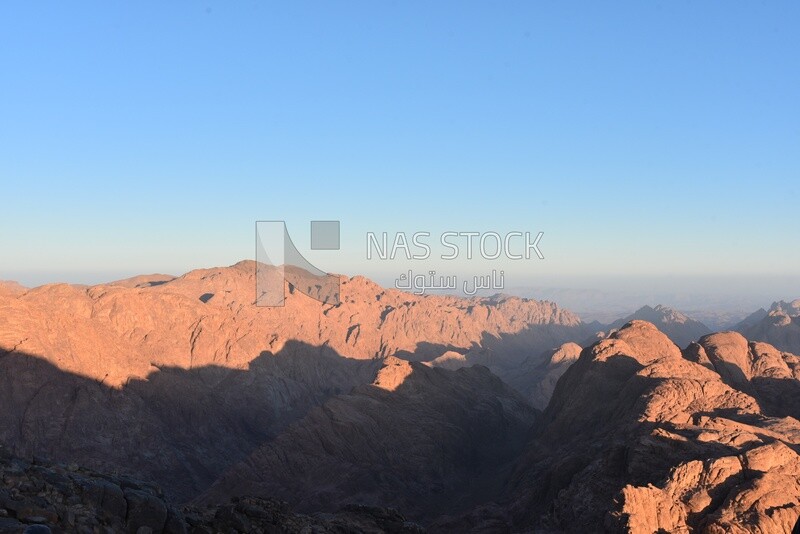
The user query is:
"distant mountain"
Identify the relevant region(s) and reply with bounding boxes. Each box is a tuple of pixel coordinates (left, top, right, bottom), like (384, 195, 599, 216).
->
(735, 307, 769, 330)
(773, 299, 800, 315)
(736, 299, 800, 355)
(514, 284, 771, 329)
(609, 304, 711, 348)
(108, 273, 176, 288)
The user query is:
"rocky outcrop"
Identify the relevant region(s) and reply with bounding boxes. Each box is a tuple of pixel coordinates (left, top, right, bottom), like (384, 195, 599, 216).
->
(501, 321, 800, 533)
(0, 444, 185, 533)
(612, 440, 800, 534)
(699, 331, 800, 419)
(425, 350, 469, 370)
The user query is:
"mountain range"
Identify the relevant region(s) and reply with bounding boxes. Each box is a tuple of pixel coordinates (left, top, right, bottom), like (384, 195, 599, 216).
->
(0, 262, 798, 533)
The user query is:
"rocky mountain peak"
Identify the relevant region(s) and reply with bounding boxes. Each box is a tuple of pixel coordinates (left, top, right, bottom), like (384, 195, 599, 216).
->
(769, 299, 800, 316)
(373, 356, 414, 391)
(607, 320, 683, 364)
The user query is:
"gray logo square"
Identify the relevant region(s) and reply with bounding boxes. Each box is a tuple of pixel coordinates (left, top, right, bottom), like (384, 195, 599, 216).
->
(310, 220, 340, 250)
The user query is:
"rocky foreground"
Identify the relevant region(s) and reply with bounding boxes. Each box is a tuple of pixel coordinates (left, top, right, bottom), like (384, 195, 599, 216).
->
(0, 445, 424, 533)
(503, 321, 800, 533)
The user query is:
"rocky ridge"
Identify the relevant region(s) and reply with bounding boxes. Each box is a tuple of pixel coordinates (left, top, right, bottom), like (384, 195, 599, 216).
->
(501, 321, 800, 533)
(0, 261, 588, 388)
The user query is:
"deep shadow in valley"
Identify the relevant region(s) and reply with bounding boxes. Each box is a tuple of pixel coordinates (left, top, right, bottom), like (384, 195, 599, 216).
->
(0, 339, 539, 525)
(0, 341, 382, 504)
(194, 357, 537, 523)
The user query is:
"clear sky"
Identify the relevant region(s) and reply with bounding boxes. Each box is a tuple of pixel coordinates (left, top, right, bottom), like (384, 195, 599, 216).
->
(1, 2, 799, 301)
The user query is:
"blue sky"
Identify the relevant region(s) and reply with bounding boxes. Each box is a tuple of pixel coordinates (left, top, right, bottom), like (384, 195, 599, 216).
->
(1, 2, 798, 298)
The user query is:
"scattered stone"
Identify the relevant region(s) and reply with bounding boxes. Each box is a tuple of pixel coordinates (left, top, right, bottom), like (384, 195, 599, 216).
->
(0, 447, 426, 533)
(124, 489, 167, 533)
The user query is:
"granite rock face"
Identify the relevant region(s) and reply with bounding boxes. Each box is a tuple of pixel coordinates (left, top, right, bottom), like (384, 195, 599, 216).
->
(0, 261, 589, 388)
(501, 321, 800, 533)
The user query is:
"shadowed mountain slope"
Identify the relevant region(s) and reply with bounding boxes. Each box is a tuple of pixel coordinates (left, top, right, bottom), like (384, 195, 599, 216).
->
(0, 343, 382, 502)
(197, 357, 536, 521)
